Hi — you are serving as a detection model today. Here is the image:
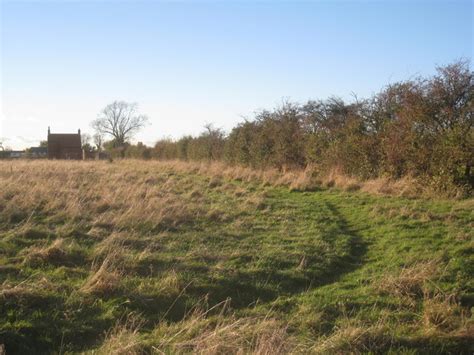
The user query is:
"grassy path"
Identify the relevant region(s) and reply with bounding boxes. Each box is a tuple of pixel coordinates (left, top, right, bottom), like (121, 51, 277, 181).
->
(263, 189, 473, 353)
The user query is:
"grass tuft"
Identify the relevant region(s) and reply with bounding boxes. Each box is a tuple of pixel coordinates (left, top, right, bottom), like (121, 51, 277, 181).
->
(81, 253, 124, 296)
(94, 314, 144, 355)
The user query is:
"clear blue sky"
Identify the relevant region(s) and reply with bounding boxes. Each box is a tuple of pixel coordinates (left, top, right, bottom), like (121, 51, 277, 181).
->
(1, 0, 472, 149)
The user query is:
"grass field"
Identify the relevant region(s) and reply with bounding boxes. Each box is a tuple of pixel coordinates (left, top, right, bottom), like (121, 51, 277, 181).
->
(0, 160, 473, 354)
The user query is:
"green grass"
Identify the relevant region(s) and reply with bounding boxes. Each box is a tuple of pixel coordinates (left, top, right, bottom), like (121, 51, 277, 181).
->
(0, 161, 472, 354)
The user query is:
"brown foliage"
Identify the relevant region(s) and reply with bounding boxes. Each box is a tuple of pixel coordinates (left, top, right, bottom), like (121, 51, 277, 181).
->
(147, 60, 472, 196)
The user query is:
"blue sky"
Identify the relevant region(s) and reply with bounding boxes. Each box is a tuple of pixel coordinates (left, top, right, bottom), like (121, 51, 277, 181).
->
(1, 0, 472, 149)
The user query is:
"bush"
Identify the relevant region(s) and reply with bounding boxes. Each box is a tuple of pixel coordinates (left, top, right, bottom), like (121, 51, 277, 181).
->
(137, 60, 474, 195)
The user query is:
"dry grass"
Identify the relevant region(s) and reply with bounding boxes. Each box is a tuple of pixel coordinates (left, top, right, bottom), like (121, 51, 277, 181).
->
(374, 260, 470, 338)
(171, 317, 290, 354)
(151, 302, 294, 355)
(81, 253, 124, 295)
(0, 161, 215, 235)
(93, 314, 144, 355)
(375, 260, 440, 300)
(149, 160, 448, 198)
(0, 276, 57, 303)
(157, 269, 182, 294)
(0, 159, 454, 202)
(93, 232, 136, 263)
(311, 323, 390, 354)
(322, 168, 362, 192)
(22, 238, 67, 266)
(361, 175, 424, 197)
(289, 167, 321, 191)
(422, 292, 467, 334)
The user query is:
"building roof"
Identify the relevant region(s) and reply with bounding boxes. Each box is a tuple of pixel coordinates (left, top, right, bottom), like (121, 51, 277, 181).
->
(29, 147, 48, 153)
(48, 133, 81, 147)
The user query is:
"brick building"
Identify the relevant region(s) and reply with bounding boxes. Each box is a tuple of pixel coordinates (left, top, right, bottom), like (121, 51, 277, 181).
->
(47, 127, 83, 160)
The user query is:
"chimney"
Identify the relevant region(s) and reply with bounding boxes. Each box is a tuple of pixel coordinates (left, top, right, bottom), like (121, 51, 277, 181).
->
(78, 129, 81, 135)
(48, 126, 51, 135)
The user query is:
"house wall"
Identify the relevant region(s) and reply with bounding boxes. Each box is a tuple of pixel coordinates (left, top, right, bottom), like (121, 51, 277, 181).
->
(47, 133, 83, 160)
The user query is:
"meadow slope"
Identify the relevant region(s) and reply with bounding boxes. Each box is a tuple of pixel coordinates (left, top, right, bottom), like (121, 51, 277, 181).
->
(0, 160, 472, 354)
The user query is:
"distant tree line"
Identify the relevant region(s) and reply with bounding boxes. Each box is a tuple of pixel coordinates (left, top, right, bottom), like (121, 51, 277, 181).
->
(107, 61, 474, 193)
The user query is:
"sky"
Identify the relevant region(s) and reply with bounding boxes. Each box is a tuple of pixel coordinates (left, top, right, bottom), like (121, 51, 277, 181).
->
(1, 0, 472, 149)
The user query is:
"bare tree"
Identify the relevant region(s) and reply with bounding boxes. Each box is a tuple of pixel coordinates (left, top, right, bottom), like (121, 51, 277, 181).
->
(81, 133, 92, 148)
(93, 133, 104, 152)
(91, 101, 149, 149)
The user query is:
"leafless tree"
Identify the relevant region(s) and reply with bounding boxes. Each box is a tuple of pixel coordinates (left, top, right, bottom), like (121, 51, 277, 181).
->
(91, 101, 149, 148)
(93, 133, 104, 152)
(81, 133, 92, 148)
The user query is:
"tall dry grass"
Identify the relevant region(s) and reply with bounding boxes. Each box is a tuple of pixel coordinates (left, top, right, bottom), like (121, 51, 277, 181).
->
(375, 261, 470, 337)
(129, 160, 442, 198)
(0, 159, 455, 205)
(93, 314, 144, 355)
(0, 160, 210, 234)
(149, 300, 296, 355)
